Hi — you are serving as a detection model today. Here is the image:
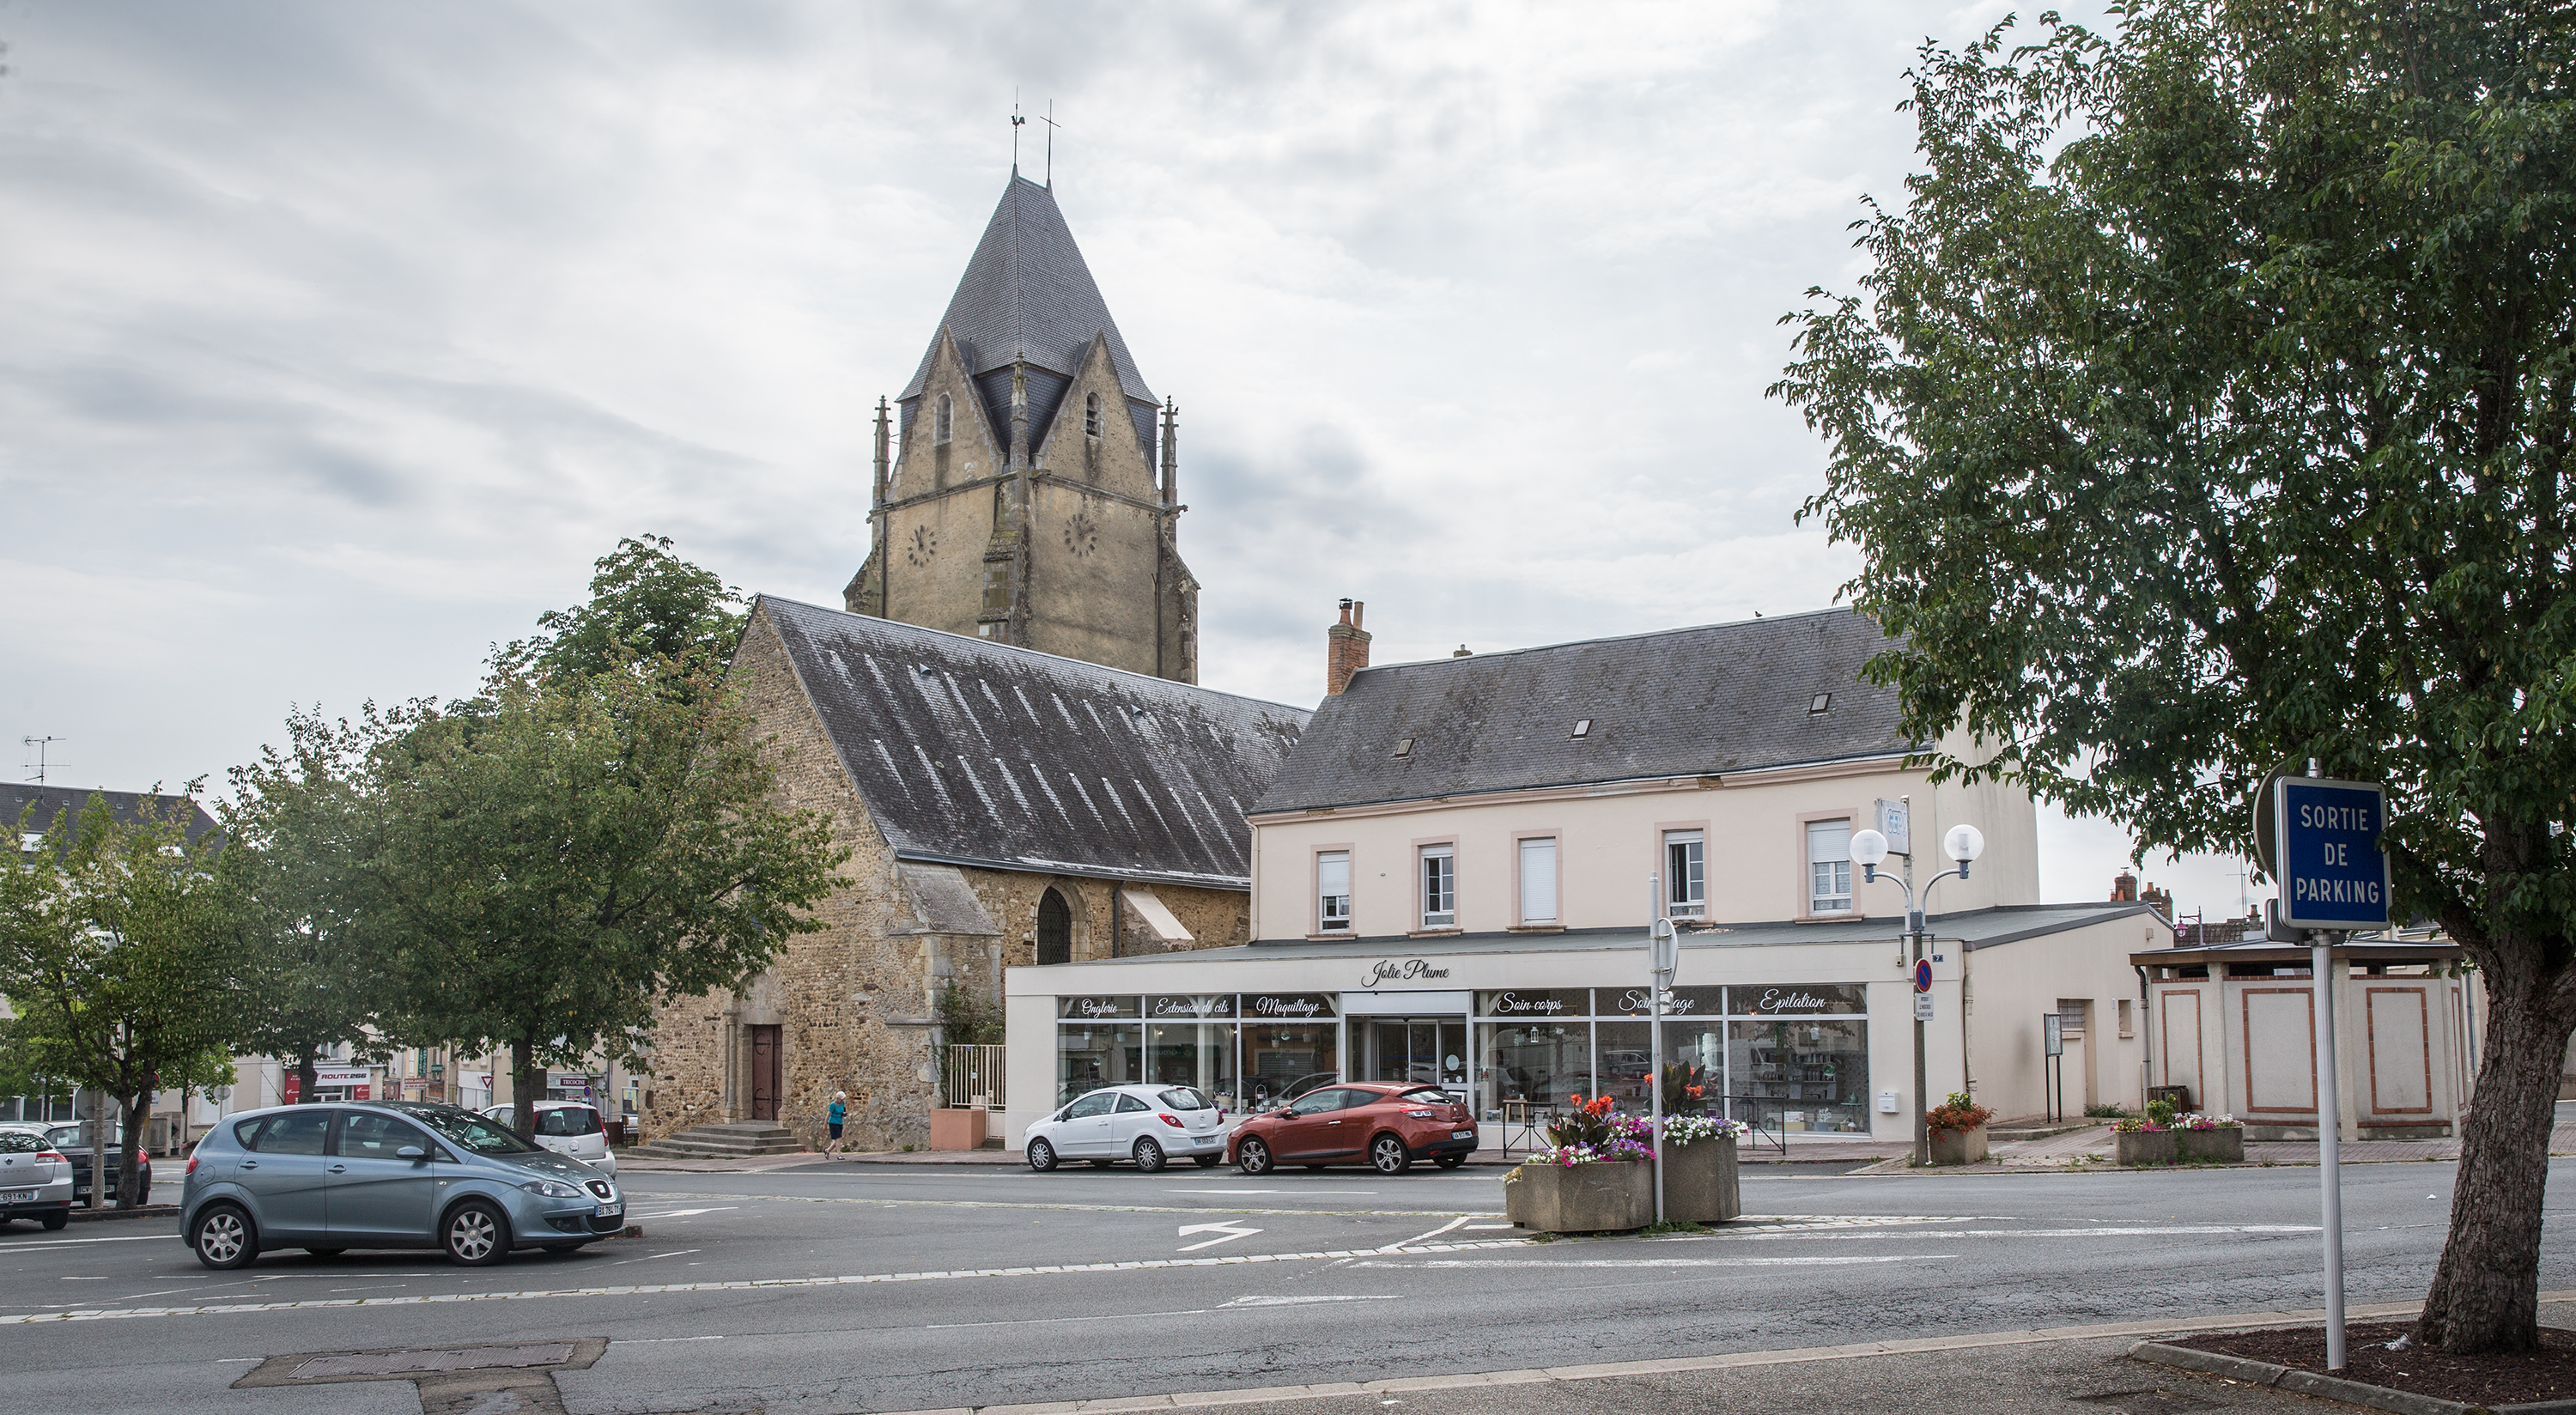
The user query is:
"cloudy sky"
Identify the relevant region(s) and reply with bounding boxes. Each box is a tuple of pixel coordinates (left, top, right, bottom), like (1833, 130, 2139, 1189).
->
(0, 0, 2255, 920)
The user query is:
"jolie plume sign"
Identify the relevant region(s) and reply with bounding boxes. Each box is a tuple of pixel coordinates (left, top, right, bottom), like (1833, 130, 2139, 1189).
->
(1359, 958, 1454, 987)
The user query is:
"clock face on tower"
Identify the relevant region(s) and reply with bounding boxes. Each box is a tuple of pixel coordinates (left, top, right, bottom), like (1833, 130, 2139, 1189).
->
(1063, 511, 1100, 558)
(906, 525, 938, 566)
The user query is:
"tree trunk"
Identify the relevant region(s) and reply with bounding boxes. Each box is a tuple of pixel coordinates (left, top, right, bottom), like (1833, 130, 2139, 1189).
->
(2415, 946, 2576, 1352)
(511, 1036, 540, 1140)
(295, 1052, 319, 1104)
(118, 1090, 152, 1208)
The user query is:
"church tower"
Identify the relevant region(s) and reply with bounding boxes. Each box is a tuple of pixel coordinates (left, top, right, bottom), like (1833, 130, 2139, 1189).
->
(844, 173, 1200, 683)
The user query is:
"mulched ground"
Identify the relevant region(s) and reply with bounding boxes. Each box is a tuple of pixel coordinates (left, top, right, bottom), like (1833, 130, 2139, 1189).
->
(2170, 1321, 2576, 1406)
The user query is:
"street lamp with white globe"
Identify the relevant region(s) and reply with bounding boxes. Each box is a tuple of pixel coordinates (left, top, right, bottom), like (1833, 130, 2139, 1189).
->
(1850, 813, 1984, 1165)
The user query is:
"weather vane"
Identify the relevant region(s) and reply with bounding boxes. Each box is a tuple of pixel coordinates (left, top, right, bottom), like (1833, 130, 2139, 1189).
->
(1012, 95, 1026, 172)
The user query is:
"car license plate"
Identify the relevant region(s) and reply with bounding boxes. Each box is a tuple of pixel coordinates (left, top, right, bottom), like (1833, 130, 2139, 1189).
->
(2, 1189, 32, 1203)
(595, 1203, 622, 1218)
(1450, 1130, 1474, 1140)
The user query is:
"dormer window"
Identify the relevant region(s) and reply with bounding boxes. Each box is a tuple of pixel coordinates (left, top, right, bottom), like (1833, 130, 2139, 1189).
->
(935, 393, 954, 445)
(1084, 392, 1102, 438)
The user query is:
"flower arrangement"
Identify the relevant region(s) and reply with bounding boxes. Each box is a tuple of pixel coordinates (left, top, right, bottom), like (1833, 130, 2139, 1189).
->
(1662, 1113, 1754, 1145)
(2112, 1110, 2240, 1133)
(1661, 1061, 1713, 1116)
(1925, 1090, 1994, 1135)
(1530, 1094, 1657, 1165)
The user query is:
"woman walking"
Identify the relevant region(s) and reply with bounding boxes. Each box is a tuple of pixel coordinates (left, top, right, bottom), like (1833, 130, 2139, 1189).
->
(825, 1091, 848, 1155)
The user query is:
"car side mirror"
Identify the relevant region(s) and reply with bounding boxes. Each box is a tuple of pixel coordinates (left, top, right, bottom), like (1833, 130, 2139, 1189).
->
(396, 1146, 426, 1162)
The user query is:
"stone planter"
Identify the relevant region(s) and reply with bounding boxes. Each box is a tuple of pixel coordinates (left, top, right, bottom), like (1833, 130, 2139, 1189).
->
(1662, 1135, 1741, 1224)
(1928, 1125, 1989, 1165)
(1504, 1159, 1654, 1233)
(2175, 1128, 2245, 1163)
(928, 1108, 988, 1151)
(2115, 1129, 2178, 1165)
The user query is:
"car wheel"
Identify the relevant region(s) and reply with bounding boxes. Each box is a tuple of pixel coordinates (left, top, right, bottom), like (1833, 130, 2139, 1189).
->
(1194, 1154, 1221, 1169)
(304, 1247, 345, 1258)
(41, 1210, 70, 1231)
(1133, 1138, 1166, 1173)
(1236, 1137, 1273, 1175)
(1370, 1134, 1412, 1175)
(1027, 1138, 1059, 1172)
(1434, 1153, 1466, 1169)
(191, 1203, 258, 1271)
(441, 1199, 510, 1267)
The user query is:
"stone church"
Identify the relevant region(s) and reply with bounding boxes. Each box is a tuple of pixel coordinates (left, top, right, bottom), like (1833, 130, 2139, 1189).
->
(640, 172, 1307, 1153)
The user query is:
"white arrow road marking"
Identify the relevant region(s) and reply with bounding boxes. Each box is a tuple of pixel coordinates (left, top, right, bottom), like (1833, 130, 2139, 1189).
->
(1176, 1219, 1264, 1252)
(1382, 1215, 1473, 1251)
(627, 1207, 735, 1221)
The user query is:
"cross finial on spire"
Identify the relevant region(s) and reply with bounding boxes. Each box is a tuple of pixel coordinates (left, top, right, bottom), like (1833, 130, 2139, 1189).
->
(1039, 101, 1060, 188)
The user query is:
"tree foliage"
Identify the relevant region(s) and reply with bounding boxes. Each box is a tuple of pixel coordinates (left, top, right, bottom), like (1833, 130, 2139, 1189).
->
(1773, 0, 2576, 1351)
(501, 532, 746, 683)
(0, 793, 237, 1204)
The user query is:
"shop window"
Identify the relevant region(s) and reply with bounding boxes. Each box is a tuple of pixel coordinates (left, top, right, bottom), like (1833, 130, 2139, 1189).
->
(1419, 844, 1455, 928)
(1664, 830, 1704, 917)
(1807, 819, 1853, 914)
(1037, 888, 1073, 965)
(1317, 851, 1352, 932)
(1518, 838, 1558, 925)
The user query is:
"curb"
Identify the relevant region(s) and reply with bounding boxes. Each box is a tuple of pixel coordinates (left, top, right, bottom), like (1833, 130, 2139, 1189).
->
(68, 1205, 179, 1224)
(2129, 1339, 2576, 1415)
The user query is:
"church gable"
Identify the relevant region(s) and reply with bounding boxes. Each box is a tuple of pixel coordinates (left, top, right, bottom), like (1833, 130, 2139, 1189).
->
(1035, 332, 1158, 501)
(892, 329, 1006, 499)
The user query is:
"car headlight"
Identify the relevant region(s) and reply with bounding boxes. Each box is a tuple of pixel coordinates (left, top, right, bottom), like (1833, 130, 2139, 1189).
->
(520, 1179, 586, 1199)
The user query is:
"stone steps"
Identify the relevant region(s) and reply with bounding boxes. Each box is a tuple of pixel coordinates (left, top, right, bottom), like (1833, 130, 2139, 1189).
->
(629, 1121, 807, 1160)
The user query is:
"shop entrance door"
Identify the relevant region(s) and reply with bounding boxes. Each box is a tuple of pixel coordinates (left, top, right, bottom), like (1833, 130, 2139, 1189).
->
(1364, 1017, 1468, 1098)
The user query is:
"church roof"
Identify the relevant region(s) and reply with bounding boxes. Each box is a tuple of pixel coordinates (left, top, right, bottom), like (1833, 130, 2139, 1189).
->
(756, 595, 1308, 890)
(897, 175, 1157, 449)
(2, 783, 222, 850)
(1251, 608, 1917, 815)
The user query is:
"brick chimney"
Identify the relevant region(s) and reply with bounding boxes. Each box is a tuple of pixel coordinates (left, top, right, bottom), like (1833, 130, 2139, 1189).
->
(1326, 598, 1371, 695)
(2111, 871, 2139, 902)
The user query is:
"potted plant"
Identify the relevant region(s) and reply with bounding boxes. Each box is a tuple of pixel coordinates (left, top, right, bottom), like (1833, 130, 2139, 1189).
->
(2111, 1097, 2237, 1164)
(1656, 1062, 1746, 1224)
(2172, 1111, 2245, 1163)
(1503, 1095, 1656, 1232)
(1926, 1090, 1993, 1165)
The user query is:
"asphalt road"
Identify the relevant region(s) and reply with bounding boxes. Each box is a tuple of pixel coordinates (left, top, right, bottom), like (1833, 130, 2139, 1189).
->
(4, 1156, 2567, 1414)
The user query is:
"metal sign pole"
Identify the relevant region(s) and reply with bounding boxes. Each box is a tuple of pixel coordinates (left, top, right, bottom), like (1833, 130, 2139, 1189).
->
(2314, 930, 2347, 1370)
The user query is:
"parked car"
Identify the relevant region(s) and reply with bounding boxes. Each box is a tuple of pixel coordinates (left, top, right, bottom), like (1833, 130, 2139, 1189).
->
(27, 1122, 152, 1205)
(1244, 1072, 1337, 1113)
(480, 1102, 617, 1175)
(1227, 1083, 1477, 1175)
(0, 1127, 74, 1230)
(180, 1101, 624, 1270)
(1024, 1084, 1229, 1172)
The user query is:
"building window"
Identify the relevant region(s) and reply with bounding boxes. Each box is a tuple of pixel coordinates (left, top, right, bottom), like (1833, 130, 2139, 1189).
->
(935, 393, 954, 444)
(1037, 888, 1072, 964)
(1084, 392, 1102, 437)
(1664, 830, 1704, 917)
(1807, 819, 1853, 914)
(1317, 851, 1352, 932)
(1518, 837, 1558, 925)
(1419, 845, 1455, 928)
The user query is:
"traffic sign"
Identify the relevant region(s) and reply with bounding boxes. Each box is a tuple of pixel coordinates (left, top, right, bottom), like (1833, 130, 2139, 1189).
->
(2273, 778, 2390, 931)
(1912, 958, 1934, 993)
(1913, 991, 1935, 1021)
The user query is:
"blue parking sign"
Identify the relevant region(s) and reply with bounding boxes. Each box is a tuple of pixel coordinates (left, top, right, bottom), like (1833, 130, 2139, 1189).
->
(2274, 778, 2391, 931)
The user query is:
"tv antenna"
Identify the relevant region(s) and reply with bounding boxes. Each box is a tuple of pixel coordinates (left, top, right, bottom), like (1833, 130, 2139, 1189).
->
(1040, 101, 1060, 186)
(21, 736, 64, 784)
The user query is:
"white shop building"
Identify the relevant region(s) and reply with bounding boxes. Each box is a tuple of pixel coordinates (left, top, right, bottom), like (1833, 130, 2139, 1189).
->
(1003, 609, 2165, 1142)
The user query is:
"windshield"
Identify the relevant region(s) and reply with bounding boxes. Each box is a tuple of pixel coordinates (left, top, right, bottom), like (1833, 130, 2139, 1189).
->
(408, 1108, 542, 1155)
(536, 1107, 602, 1137)
(1156, 1088, 1213, 1112)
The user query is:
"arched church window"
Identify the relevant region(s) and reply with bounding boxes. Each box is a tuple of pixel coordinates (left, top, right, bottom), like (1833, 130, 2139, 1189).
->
(1084, 392, 1101, 438)
(936, 394, 954, 445)
(1036, 889, 1072, 966)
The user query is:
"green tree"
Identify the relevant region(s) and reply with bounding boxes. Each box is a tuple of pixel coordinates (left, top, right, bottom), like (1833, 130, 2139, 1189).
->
(0, 793, 238, 1205)
(221, 707, 405, 1103)
(501, 532, 746, 683)
(1774, 2, 2576, 1351)
(368, 653, 845, 1139)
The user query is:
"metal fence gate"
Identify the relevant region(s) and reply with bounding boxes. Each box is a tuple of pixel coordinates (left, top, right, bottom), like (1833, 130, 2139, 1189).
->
(944, 1045, 1005, 1109)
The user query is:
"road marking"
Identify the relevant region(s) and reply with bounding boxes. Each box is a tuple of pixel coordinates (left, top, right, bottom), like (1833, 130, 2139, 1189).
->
(0, 1236, 1546, 1324)
(1383, 1216, 1472, 1251)
(1222, 1295, 1400, 1307)
(607, 1248, 702, 1267)
(1357, 1254, 1955, 1269)
(1176, 1220, 1263, 1252)
(627, 1207, 736, 1221)
(0, 1234, 179, 1250)
(1464, 1223, 1515, 1230)
(929, 1295, 1402, 1330)
(621, 1335, 726, 1344)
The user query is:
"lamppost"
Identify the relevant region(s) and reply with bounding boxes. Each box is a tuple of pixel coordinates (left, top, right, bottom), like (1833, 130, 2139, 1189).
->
(1850, 819, 1984, 1167)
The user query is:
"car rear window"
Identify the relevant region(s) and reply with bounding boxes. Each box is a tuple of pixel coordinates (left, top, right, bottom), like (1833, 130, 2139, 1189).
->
(0, 1133, 39, 1154)
(1156, 1089, 1213, 1112)
(1400, 1088, 1453, 1104)
(536, 1108, 602, 1137)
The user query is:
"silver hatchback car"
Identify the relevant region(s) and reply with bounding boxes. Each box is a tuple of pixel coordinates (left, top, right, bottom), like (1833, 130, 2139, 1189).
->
(180, 1102, 624, 1269)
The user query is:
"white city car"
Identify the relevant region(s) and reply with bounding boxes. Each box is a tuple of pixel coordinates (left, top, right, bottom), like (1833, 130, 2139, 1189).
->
(1024, 1084, 1227, 1172)
(482, 1102, 617, 1175)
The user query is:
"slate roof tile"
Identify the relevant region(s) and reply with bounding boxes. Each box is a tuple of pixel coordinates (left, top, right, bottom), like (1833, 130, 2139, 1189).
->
(1252, 607, 1917, 814)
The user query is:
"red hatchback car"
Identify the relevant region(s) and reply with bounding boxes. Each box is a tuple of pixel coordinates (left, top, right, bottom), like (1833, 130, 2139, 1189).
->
(1228, 1083, 1478, 1175)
